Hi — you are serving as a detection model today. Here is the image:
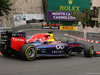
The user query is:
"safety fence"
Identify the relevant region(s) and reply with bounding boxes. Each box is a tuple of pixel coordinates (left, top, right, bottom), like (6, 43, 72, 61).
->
(0, 25, 42, 42)
(67, 30, 84, 38)
(86, 33, 100, 41)
(0, 25, 100, 41)
(12, 25, 42, 31)
(67, 31, 100, 41)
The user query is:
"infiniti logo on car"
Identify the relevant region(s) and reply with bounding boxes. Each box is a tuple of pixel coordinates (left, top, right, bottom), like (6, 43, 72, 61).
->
(56, 44, 65, 50)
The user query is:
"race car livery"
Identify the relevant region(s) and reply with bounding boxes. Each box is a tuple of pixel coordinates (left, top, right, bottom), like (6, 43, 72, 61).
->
(0, 31, 98, 60)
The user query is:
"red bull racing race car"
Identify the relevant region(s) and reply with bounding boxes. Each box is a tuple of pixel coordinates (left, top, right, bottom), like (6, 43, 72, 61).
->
(0, 31, 100, 61)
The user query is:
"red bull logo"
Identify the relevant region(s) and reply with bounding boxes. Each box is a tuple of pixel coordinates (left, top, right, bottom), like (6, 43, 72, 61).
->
(27, 33, 49, 43)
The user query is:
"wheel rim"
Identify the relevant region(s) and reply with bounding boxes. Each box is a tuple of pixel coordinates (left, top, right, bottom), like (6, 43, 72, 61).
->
(27, 48, 35, 58)
(91, 45, 94, 55)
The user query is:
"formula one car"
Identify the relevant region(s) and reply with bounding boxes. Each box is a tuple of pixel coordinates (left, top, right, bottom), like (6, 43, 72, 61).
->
(0, 31, 99, 60)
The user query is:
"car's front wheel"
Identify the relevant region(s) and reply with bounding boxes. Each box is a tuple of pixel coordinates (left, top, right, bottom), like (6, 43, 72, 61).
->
(84, 44, 94, 57)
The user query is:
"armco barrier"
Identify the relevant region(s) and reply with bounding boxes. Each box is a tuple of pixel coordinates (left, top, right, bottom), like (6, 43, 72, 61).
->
(12, 25, 42, 31)
(0, 25, 100, 41)
(0, 25, 42, 41)
(67, 31, 100, 41)
(67, 30, 84, 38)
(64, 34, 100, 44)
(0, 24, 42, 32)
(86, 33, 100, 41)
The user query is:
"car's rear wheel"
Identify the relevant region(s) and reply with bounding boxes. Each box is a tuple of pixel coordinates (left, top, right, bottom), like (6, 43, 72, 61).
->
(20, 44, 37, 60)
(84, 44, 94, 57)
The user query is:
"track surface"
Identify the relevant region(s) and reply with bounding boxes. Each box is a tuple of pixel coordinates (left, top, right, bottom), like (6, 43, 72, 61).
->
(0, 30, 100, 75)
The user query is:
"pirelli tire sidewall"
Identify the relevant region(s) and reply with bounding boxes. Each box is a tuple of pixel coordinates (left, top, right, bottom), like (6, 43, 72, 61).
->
(20, 44, 37, 61)
(84, 44, 94, 57)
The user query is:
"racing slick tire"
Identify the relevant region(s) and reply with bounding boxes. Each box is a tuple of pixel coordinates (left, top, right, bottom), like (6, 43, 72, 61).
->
(84, 44, 94, 57)
(20, 44, 37, 61)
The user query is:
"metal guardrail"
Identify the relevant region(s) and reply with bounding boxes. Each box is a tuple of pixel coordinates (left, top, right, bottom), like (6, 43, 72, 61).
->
(0, 24, 42, 35)
(0, 25, 42, 40)
(67, 30, 100, 41)
(0, 25, 100, 41)
(12, 25, 42, 31)
(86, 33, 100, 41)
(67, 30, 84, 38)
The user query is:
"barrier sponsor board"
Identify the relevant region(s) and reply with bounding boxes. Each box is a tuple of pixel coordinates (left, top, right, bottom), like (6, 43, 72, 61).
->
(47, 11, 76, 21)
(13, 14, 26, 27)
(42, 26, 59, 29)
(47, 0, 91, 12)
(13, 14, 44, 27)
(26, 14, 44, 20)
(47, 0, 90, 26)
(42, 26, 50, 29)
(60, 26, 77, 30)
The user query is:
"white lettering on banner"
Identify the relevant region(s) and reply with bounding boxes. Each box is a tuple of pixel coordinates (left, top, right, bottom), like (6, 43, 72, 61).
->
(52, 12, 71, 16)
(52, 12, 66, 16)
(53, 16, 75, 20)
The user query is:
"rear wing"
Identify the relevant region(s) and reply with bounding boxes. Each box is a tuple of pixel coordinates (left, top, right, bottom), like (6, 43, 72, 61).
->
(0, 31, 26, 51)
(11, 32, 26, 51)
(0, 31, 13, 45)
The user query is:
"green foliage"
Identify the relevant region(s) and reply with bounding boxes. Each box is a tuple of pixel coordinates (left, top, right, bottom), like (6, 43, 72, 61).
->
(0, 0, 12, 16)
(42, 0, 47, 21)
(72, 8, 99, 27)
(72, 9, 89, 25)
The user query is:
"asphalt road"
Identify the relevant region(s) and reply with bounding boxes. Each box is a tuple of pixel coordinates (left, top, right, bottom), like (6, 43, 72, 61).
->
(0, 30, 100, 75)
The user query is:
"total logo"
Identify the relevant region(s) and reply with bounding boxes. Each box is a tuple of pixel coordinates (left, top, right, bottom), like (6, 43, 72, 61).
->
(56, 44, 65, 50)
(12, 37, 25, 42)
